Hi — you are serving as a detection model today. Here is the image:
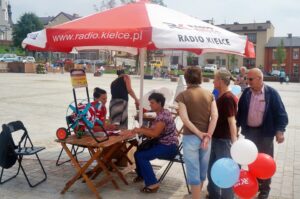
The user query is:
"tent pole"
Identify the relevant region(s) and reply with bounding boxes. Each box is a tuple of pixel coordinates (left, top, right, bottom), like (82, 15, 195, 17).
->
(138, 48, 146, 127)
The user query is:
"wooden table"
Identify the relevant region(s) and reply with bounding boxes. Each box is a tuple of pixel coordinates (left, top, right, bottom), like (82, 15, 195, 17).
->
(56, 130, 135, 199)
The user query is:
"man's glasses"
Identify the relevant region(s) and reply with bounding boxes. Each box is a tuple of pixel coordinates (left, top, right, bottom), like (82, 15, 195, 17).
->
(247, 77, 259, 81)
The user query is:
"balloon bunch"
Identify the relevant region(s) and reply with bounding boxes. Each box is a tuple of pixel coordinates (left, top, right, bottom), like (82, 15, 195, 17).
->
(211, 139, 276, 199)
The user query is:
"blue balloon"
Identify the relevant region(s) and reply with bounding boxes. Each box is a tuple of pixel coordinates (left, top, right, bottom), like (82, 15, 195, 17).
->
(211, 158, 240, 188)
(212, 88, 219, 99)
(231, 85, 241, 96)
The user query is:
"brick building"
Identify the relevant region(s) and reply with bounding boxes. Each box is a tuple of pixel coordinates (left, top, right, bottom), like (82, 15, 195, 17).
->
(265, 34, 300, 80)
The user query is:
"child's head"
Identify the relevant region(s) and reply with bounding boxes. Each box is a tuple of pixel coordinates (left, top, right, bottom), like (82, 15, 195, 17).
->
(93, 87, 107, 105)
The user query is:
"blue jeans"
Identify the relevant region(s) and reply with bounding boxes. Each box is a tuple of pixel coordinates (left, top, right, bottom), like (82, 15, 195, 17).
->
(207, 138, 234, 199)
(182, 134, 211, 185)
(134, 143, 177, 186)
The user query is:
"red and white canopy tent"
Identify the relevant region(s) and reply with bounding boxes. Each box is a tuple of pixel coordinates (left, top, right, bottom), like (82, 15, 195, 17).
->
(22, 0, 255, 125)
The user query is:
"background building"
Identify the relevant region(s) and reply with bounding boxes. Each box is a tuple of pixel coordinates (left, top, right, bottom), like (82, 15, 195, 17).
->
(265, 34, 300, 80)
(208, 21, 274, 69)
(0, 0, 13, 41)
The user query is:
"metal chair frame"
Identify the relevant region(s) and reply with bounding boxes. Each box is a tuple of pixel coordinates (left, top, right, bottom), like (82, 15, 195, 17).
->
(157, 108, 191, 194)
(0, 121, 47, 187)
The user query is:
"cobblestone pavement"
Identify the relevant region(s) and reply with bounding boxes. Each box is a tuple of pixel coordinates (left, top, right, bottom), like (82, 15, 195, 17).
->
(0, 73, 299, 199)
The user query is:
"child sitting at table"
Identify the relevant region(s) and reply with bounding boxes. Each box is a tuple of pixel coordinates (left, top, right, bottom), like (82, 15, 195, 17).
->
(92, 87, 116, 131)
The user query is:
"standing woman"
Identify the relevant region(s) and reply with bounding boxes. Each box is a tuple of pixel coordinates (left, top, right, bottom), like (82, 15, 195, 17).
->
(175, 66, 218, 199)
(110, 68, 139, 129)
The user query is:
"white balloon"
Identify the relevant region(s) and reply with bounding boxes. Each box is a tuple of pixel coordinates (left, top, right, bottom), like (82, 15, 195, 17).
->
(230, 139, 258, 165)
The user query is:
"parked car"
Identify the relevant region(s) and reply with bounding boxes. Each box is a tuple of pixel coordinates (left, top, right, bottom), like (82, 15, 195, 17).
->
(92, 59, 106, 66)
(203, 64, 217, 72)
(270, 70, 281, 76)
(22, 56, 36, 63)
(74, 59, 91, 65)
(231, 67, 240, 74)
(0, 54, 18, 62)
(170, 64, 178, 70)
(150, 60, 163, 68)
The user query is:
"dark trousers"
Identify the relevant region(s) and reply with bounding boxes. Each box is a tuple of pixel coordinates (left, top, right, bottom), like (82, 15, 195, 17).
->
(134, 143, 177, 186)
(243, 128, 274, 194)
(207, 138, 234, 199)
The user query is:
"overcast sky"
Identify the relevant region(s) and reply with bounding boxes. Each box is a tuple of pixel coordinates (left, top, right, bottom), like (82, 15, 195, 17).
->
(10, 0, 300, 37)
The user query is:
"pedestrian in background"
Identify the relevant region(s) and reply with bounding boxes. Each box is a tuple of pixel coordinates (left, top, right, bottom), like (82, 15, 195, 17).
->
(109, 67, 139, 129)
(236, 68, 288, 199)
(235, 66, 248, 91)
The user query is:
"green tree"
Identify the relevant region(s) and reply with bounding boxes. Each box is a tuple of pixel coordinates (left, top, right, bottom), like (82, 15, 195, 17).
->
(275, 39, 286, 70)
(187, 52, 195, 66)
(12, 13, 43, 48)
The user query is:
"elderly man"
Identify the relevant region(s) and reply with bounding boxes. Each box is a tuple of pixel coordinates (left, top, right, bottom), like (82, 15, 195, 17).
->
(236, 68, 288, 199)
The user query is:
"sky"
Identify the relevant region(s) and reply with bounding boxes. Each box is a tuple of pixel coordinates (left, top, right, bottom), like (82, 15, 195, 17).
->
(9, 0, 300, 37)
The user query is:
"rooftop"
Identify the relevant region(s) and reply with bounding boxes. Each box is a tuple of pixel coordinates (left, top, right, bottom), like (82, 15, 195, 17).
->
(266, 35, 300, 47)
(218, 21, 274, 32)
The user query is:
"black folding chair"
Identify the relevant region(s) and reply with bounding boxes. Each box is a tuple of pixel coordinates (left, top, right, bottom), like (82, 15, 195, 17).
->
(158, 109, 191, 193)
(158, 141, 190, 194)
(0, 121, 47, 187)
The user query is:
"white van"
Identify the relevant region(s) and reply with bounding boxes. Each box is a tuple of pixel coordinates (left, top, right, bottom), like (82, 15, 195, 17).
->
(22, 56, 36, 63)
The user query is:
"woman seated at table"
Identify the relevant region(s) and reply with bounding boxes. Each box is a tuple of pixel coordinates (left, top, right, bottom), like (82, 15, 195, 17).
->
(132, 92, 178, 193)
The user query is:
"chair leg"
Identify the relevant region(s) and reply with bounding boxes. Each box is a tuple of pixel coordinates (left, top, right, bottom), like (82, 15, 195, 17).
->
(56, 147, 70, 166)
(181, 161, 191, 194)
(158, 161, 174, 182)
(0, 163, 21, 185)
(56, 145, 85, 166)
(19, 154, 47, 188)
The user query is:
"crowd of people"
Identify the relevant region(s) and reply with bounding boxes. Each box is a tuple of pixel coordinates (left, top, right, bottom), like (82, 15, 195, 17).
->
(78, 65, 288, 199)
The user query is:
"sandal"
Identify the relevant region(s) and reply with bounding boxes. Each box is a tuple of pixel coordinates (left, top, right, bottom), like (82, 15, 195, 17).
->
(133, 176, 143, 183)
(140, 186, 159, 193)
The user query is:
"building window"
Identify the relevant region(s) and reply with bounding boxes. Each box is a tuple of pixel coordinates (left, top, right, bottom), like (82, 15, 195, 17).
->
(221, 59, 226, 66)
(294, 64, 299, 76)
(242, 26, 248, 30)
(293, 48, 299, 60)
(171, 56, 179, 65)
(245, 33, 257, 43)
(272, 49, 277, 60)
(257, 26, 262, 30)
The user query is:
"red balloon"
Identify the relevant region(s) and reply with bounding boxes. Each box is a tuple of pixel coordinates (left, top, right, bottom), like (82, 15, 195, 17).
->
(234, 170, 258, 199)
(248, 153, 276, 179)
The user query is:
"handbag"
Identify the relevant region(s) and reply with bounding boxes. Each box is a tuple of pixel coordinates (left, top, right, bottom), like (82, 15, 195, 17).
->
(137, 136, 159, 151)
(137, 128, 174, 151)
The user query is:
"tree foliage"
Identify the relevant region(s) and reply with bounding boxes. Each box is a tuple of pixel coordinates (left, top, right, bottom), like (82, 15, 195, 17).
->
(229, 54, 237, 66)
(12, 13, 43, 48)
(275, 39, 286, 69)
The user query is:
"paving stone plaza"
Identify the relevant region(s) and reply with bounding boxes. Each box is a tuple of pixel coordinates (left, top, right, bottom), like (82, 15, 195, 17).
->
(0, 73, 299, 199)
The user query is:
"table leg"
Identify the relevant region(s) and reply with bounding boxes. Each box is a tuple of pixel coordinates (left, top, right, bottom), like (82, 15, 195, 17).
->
(89, 147, 120, 190)
(60, 143, 102, 199)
